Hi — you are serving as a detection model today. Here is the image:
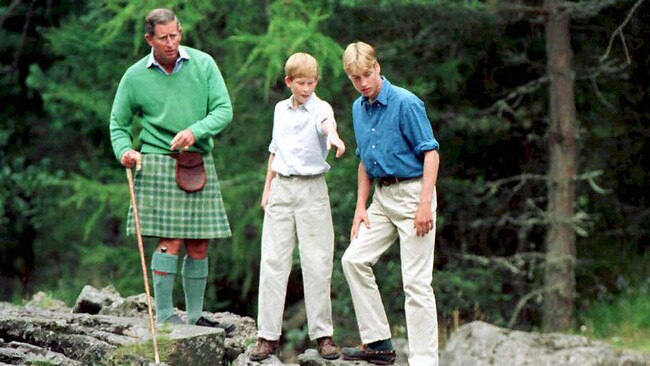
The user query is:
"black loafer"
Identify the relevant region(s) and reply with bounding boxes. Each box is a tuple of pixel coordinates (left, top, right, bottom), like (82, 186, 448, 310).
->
(195, 316, 235, 335)
(342, 344, 396, 365)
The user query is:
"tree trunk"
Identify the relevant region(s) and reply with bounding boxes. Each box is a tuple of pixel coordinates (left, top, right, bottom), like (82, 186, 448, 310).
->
(542, 0, 577, 332)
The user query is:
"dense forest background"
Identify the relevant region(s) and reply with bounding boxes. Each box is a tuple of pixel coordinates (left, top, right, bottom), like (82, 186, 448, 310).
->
(1, 0, 648, 354)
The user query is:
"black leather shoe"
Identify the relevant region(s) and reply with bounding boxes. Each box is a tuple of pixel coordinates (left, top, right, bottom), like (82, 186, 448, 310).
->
(195, 316, 235, 335)
(342, 344, 396, 365)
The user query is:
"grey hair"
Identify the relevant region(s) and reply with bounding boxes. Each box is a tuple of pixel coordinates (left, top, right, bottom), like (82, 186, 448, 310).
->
(145, 8, 181, 37)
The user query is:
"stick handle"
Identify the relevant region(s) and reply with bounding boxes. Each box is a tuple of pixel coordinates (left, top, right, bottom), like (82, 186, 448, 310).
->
(126, 168, 161, 364)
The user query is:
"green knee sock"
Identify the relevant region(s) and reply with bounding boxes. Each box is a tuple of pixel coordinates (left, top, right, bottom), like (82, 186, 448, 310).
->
(182, 255, 208, 325)
(151, 252, 178, 323)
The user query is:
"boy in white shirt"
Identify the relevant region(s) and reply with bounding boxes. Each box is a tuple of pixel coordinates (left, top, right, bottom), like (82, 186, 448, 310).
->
(250, 52, 345, 361)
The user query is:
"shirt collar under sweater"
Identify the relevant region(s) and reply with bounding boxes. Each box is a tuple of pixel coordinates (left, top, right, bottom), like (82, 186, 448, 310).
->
(146, 46, 190, 75)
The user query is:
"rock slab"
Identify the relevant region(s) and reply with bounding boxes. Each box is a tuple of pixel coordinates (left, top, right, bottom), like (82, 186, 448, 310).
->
(440, 321, 650, 366)
(0, 286, 257, 366)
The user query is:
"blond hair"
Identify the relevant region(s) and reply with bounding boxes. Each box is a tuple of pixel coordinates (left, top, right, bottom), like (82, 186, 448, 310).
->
(284, 52, 319, 80)
(342, 41, 377, 75)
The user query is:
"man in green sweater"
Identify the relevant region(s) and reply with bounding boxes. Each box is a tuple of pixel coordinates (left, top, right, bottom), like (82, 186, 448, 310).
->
(109, 8, 233, 332)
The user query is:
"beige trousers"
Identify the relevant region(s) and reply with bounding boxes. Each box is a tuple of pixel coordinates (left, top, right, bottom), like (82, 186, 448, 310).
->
(342, 179, 439, 365)
(257, 174, 335, 341)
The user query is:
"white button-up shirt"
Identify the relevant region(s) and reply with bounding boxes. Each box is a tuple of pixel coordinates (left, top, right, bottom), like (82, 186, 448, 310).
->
(269, 93, 335, 176)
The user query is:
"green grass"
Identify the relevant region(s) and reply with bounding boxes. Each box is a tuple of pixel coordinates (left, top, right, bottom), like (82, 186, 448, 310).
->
(109, 327, 174, 364)
(578, 288, 650, 353)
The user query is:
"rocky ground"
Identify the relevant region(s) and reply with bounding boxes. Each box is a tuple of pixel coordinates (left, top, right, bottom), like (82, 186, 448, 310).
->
(1, 286, 648, 365)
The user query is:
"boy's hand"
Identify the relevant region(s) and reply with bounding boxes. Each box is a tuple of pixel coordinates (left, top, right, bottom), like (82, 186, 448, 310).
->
(327, 134, 346, 158)
(261, 188, 271, 211)
(414, 201, 434, 237)
(171, 129, 195, 151)
(350, 207, 370, 241)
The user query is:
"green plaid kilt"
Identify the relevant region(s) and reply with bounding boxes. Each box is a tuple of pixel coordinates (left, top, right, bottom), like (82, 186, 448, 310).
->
(126, 153, 231, 239)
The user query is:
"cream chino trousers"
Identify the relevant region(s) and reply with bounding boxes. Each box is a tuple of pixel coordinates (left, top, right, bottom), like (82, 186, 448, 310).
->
(257, 174, 335, 341)
(342, 179, 439, 366)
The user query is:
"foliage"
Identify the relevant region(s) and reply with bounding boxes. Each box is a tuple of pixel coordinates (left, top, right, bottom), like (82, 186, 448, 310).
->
(578, 284, 650, 353)
(0, 156, 63, 300)
(228, 0, 344, 101)
(58, 176, 130, 241)
(339, 0, 487, 8)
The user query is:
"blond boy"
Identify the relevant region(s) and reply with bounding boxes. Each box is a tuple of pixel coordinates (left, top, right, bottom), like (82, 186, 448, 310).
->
(251, 52, 345, 361)
(340, 41, 441, 365)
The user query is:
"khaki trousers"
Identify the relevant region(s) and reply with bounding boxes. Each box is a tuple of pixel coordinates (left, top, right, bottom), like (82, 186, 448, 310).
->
(342, 179, 439, 366)
(257, 174, 335, 341)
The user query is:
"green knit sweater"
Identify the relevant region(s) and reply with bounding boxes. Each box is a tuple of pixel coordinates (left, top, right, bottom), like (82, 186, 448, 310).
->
(109, 46, 233, 160)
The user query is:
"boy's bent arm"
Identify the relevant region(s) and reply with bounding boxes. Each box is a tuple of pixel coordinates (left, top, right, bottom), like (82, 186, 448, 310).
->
(414, 149, 440, 237)
(350, 162, 373, 241)
(261, 153, 277, 210)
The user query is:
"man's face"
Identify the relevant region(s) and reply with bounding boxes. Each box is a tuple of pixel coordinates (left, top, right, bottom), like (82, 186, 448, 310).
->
(347, 62, 381, 101)
(145, 21, 182, 66)
(285, 76, 318, 108)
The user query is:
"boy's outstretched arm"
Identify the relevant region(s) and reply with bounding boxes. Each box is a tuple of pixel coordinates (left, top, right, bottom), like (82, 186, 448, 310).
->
(321, 118, 346, 158)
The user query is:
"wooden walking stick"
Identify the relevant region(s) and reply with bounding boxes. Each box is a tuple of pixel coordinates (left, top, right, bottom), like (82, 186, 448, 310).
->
(126, 167, 161, 364)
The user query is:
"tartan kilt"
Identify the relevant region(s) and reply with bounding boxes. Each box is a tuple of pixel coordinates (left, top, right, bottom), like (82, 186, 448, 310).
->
(126, 153, 231, 239)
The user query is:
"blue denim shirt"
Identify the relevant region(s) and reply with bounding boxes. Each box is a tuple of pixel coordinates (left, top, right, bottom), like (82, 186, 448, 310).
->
(352, 77, 439, 179)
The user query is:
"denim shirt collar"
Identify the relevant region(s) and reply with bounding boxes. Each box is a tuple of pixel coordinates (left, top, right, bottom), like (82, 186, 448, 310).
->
(362, 76, 390, 107)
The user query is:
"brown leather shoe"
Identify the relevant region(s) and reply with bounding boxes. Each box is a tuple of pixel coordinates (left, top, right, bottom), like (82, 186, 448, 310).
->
(317, 336, 341, 360)
(250, 338, 279, 361)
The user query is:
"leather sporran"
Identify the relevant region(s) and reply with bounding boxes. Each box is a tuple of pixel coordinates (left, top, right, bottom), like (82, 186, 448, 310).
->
(172, 152, 207, 193)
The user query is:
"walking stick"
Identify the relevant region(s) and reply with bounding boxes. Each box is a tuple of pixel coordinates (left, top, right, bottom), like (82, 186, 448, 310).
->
(126, 167, 161, 364)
